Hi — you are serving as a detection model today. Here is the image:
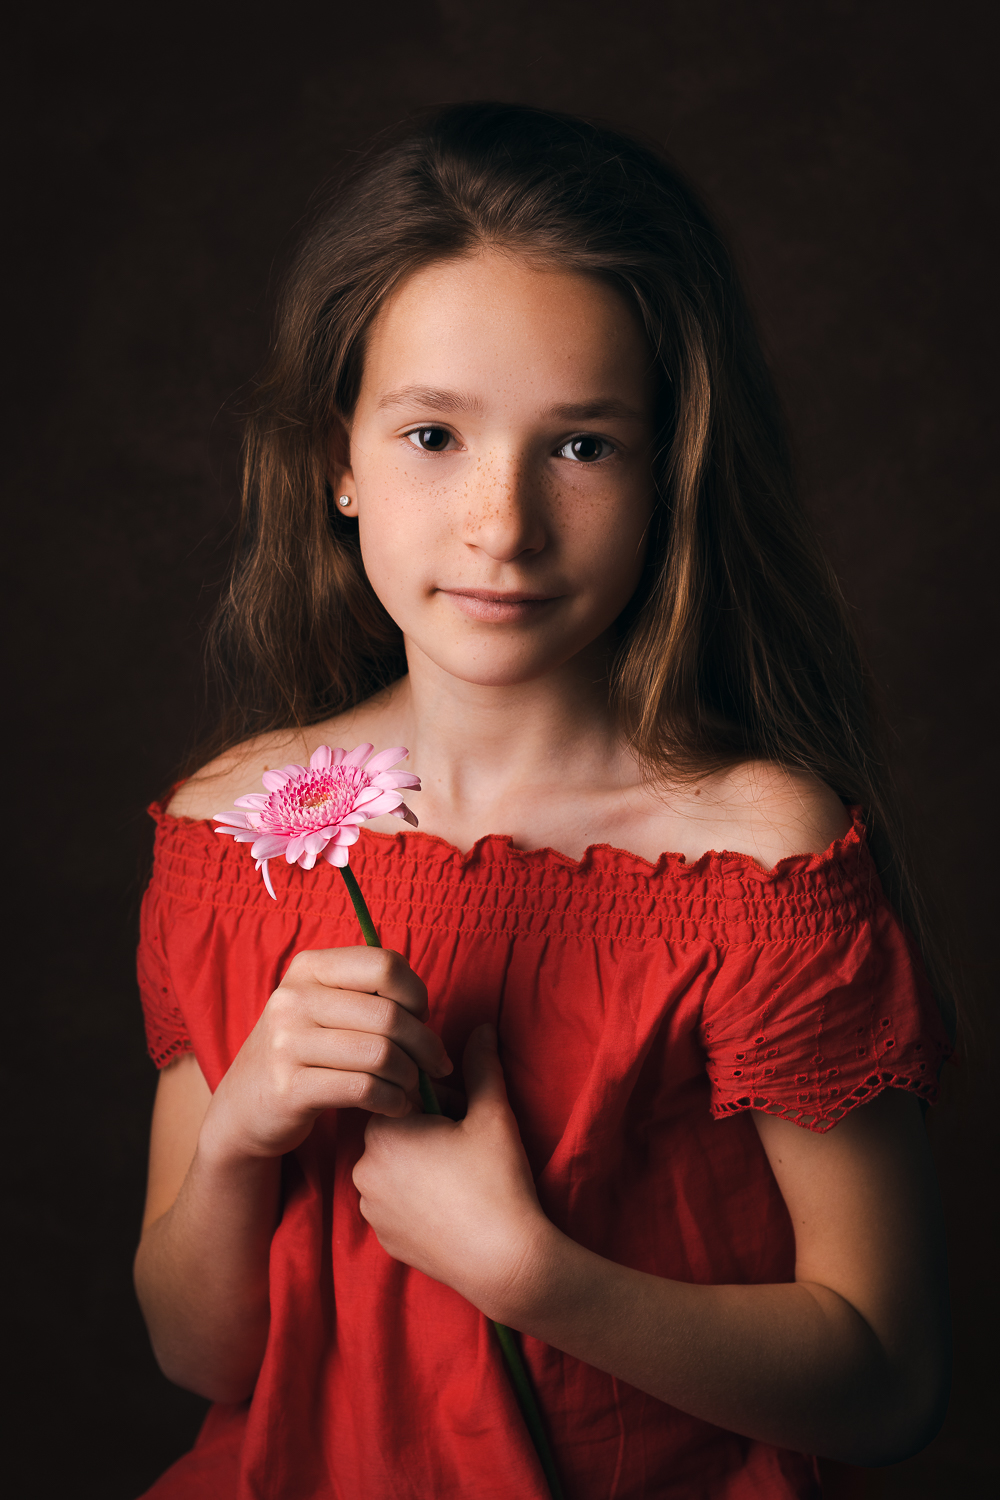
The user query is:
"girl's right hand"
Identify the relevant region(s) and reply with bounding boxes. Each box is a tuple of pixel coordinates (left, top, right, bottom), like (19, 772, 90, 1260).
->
(200, 947, 453, 1161)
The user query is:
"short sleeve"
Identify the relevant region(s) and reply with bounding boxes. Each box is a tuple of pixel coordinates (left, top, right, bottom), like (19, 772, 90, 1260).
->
(137, 875, 193, 1069)
(701, 899, 951, 1133)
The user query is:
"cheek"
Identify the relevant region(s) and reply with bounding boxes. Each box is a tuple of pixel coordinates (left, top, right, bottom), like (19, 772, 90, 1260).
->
(357, 520, 405, 607)
(356, 491, 439, 620)
(550, 477, 653, 588)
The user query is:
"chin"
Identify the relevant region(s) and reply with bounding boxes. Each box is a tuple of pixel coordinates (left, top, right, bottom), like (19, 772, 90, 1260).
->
(451, 661, 557, 689)
(421, 644, 579, 689)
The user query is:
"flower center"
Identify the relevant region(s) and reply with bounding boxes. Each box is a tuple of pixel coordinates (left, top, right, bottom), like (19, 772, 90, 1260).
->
(301, 789, 334, 811)
(261, 764, 371, 835)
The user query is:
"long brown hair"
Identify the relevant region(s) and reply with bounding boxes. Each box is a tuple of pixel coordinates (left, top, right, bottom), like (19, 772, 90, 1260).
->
(198, 101, 955, 1036)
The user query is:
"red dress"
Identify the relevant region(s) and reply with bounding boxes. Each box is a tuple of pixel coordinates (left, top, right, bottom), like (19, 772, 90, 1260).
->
(137, 804, 949, 1500)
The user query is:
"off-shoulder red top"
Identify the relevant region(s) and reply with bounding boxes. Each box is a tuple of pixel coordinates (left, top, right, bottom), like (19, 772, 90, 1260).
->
(137, 804, 949, 1500)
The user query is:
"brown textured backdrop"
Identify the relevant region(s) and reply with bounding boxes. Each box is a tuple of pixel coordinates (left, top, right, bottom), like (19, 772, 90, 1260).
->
(5, 2, 996, 1496)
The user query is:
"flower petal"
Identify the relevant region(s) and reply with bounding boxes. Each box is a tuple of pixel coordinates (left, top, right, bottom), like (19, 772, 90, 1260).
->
(309, 745, 333, 769)
(330, 825, 362, 845)
(322, 842, 351, 867)
(342, 743, 374, 768)
(359, 790, 404, 817)
(260, 770, 290, 792)
(280, 763, 308, 779)
(350, 785, 385, 808)
(297, 849, 318, 870)
(216, 825, 258, 843)
(285, 834, 308, 862)
(388, 803, 419, 825)
(233, 792, 268, 816)
(214, 811, 253, 828)
(371, 771, 421, 791)
(259, 860, 277, 900)
(331, 747, 347, 765)
(302, 830, 331, 856)
(250, 833, 291, 859)
(363, 746, 409, 775)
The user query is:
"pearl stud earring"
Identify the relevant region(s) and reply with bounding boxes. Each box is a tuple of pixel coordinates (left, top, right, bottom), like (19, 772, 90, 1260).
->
(337, 495, 351, 508)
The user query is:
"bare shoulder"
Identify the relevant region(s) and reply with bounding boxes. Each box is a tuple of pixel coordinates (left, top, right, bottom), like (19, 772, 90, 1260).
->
(165, 730, 318, 822)
(688, 761, 851, 869)
(165, 687, 408, 823)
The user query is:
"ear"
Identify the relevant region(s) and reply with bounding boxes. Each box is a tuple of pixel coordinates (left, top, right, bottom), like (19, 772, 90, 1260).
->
(327, 415, 357, 515)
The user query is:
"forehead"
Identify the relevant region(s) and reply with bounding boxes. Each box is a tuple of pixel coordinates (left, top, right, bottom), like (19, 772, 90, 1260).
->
(358, 250, 654, 411)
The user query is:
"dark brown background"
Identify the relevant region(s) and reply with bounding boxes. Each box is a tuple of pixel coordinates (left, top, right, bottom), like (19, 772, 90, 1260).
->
(5, 2, 996, 1496)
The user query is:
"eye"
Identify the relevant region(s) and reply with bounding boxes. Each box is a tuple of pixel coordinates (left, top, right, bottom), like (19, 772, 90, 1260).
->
(557, 435, 615, 463)
(406, 426, 453, 452)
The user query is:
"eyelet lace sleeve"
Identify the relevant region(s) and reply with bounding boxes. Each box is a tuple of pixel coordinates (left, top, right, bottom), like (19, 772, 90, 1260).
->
(136, 877, 193, 1069)
(701, 899, 950, 1133)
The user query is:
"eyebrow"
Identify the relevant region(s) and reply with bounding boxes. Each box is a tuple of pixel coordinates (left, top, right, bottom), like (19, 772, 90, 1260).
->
(375, 387, 646, 423)
(547, 399, 646, 423)
(376, 386, 485, 415)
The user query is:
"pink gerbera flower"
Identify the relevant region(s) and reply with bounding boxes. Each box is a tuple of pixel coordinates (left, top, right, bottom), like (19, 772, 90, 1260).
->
(213, 744, 420, 899)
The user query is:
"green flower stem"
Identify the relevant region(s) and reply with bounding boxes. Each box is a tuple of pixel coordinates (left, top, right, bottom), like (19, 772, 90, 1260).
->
(338, 863, 382, 948)
(337, 861, 563, 1500)
(339, 864, 439, 1109)
(491, 1322, 565, 1499)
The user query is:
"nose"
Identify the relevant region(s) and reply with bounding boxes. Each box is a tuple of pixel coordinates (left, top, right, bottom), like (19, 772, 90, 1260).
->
(462, 450, 547, 563)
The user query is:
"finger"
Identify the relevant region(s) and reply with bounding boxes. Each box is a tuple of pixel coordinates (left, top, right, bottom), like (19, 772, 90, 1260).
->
(303, 990, 452, 1078)
(295, 1027, 419, 1095)
(362, 1107, 451, 1151)
(296, 1065, 413, 1118)
(287, 947, 429, 1019)
(461, 1024, 509, 1119)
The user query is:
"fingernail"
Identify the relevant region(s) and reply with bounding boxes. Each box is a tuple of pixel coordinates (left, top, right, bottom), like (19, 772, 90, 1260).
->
(436, 1056, 454, 1076)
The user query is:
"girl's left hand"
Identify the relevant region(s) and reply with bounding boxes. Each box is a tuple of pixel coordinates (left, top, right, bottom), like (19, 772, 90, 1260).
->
(353, 1025, 551, 1319)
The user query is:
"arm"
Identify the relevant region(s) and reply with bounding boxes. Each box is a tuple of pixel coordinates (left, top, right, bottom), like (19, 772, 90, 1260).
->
(355, 1029, 950, 1465)
(134, 948, 452, 1403)
(134, 1054, 281, 1404)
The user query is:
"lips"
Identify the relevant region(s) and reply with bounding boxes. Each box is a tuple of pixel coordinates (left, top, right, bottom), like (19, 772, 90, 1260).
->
(440, 588, 560, 623)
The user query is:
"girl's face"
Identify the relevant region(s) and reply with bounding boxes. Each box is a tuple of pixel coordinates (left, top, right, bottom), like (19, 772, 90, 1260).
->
(340, 250, 657, 689)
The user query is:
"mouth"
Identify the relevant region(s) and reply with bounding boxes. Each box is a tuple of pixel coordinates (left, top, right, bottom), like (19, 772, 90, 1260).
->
(439, 588, 561, 623)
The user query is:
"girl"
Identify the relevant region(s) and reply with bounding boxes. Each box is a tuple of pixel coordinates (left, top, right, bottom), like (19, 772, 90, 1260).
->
(134, 103, 953, 1500)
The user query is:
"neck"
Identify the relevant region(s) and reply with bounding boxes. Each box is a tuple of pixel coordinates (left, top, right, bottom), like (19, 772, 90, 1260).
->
(387, 638, 626, 811)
